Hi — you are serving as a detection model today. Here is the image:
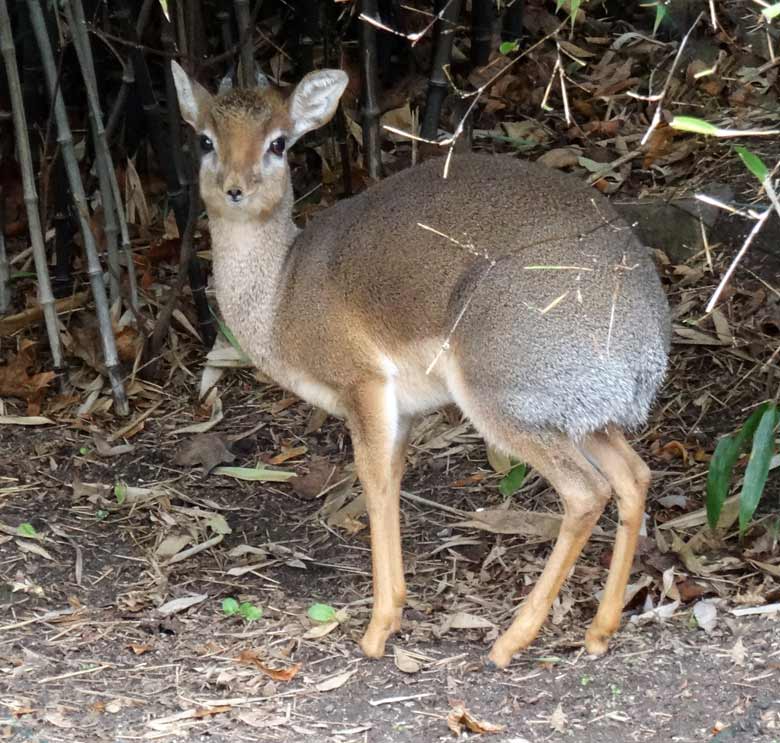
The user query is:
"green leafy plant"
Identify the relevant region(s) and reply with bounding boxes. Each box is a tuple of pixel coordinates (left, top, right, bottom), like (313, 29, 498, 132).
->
(307, 603, 337, 623)
(706, 403, 779, 532)
(222, 597, 263, 621)
(17, 522, 37, 538)
(499, 462, 527, 497)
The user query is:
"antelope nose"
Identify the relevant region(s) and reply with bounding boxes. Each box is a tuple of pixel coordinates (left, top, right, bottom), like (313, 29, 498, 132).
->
(226, 187, 243, 203)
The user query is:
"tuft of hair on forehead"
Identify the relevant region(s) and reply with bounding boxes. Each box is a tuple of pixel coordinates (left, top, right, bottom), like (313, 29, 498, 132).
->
(212, 87, 286, 121)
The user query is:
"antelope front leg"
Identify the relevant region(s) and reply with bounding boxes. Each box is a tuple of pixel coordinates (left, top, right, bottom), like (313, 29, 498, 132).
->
(348, 384, 411, 658)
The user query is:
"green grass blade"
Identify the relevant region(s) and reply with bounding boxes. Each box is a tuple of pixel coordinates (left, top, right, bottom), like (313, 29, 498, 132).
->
(653, 2, 668, 34)
(735, 146, 769, 183)
(669, 116, 718, 136)
(734, 403, 771, 449)
(763, 3, 780, 20)
(706, 435, 740, 529)
(739, 406, 779, 533)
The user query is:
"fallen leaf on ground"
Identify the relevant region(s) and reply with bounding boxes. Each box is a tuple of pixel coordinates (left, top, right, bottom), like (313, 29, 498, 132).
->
(393, 646, 421, 673)
(454, 509, 561, 540)
(238, 649, 301, 682)
(550, 703, 567, 733)
(290, 459, 337, 499)
(447, 703, 504, 736)
(93, 433, 135, 457)
(156, 593, 207, 616)
(0, 341, 56, 414)
(693, 599, 718, 634)
(315, 668, 356, 692)
(173, 433, 235, 474)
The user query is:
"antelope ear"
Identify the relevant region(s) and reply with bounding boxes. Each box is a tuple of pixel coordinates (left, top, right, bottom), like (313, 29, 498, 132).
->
(171, 61, 213, 129)
(287, 69, 348, 145)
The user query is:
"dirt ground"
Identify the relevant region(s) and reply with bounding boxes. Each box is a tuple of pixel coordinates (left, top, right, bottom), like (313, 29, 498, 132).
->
(1, 318, 780, 743)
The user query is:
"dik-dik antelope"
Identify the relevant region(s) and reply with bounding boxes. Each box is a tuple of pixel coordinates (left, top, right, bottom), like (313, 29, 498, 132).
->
(171, 62, 670, 668)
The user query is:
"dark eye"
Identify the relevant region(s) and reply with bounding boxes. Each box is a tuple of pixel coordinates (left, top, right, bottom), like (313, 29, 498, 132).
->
(199, 134, 214, 153)
(268, 136, 286, 157)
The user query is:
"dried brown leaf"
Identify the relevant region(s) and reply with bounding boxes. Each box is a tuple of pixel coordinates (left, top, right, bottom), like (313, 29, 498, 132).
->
(447, 703, 504, 736)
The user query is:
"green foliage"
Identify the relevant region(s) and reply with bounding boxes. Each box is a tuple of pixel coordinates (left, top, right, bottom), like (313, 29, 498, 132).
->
(307, 603, 337, 623)
(652, 2, 668, 34)
(222, 597, 263, 621)
(499, 40, 519, 55)
(734, 146, 768, 183)
(17, 522, 37, 538)
(239, 602, 263, 621)
(669, 116, 718, 136)
(114, 481, 127, 505)
(499, 462, 527, 497)
(763, 3, 780, 20)
(739, 406, 779, 532)
(706, 403, 779, 532)
(555, 0, 581, 30)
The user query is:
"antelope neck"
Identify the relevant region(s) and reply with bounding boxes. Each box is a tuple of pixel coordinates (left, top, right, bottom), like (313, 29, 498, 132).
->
(207, 196, 298, 360)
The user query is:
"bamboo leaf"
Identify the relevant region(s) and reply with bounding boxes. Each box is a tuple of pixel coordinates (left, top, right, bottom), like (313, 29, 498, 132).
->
(763, 3, 780, 20)
(735, 146, 768, 183)
(669, 116, 718, 136)
(653, 2, 668, 34)
(739, 406, 778, 533)
(706, 403, 770, 528)
(213, 466, 295, 482)
(706, 435, 740, 529)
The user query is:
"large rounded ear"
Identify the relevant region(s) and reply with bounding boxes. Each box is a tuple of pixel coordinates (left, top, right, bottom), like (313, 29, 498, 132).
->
(171, 61, 213, 129)
(288, 70, 348, 145)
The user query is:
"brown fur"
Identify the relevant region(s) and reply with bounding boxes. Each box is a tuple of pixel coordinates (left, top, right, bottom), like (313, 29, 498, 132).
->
(172, 63, 671, 667)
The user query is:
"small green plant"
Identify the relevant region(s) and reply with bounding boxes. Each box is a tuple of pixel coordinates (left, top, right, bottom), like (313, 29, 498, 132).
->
(222, 597, 263, 621)
(17, 522, 37, 538)
(307, 603, 337, 623)
(707, 403, 779, 533)
(499, 462, 527, 497)
(114, 481, 127, 505)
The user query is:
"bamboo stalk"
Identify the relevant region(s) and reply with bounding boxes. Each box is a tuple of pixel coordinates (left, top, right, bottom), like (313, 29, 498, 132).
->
(234, 0, 254, 88)
(0, 0, 63, 367)
(420, 0, 464, 139)
(360, 0, 383, 178)
(66, 0, 139, 311)
(0, 188, 9, 314)
(27, 0, 128, 414)
(62, 0, 120, 304)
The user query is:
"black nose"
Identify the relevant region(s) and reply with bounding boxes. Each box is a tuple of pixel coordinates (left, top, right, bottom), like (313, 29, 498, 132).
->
(227, 188, 243, 202)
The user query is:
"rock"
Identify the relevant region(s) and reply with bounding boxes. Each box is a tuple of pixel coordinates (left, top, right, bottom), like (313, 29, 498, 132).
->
(614, 183, 734, 263)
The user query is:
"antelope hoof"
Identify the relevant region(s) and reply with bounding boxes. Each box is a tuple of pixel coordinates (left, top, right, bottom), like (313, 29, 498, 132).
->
(359, 611, 402, 658)
(487, 638, 518, 669)
(584, 626, 611, 656)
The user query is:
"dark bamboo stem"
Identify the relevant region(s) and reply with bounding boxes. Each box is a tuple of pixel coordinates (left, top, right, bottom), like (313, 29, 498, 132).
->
(471, 0, 497, 67)
(0, 184, 8, 314)
(360, 0, 382, 178)
(234, 0, 254, 87)
(420, 0, 464, 140)
(0, 0, 63, 373)
(502, 0, 524, 43)
(64, 0, 121, 304)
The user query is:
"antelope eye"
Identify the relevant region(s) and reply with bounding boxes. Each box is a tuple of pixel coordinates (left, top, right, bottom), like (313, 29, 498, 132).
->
(199, 135, 214, 153)
(268, 136, 286, 157)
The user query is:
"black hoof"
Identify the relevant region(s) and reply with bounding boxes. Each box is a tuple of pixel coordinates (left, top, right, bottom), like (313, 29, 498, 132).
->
(483, 657, 500, 672)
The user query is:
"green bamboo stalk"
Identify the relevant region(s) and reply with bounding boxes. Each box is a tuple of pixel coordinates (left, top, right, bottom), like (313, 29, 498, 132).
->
(65, 0, 139, 311)
(27, 0, 128, 415)
(0, 0, 63, 366)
